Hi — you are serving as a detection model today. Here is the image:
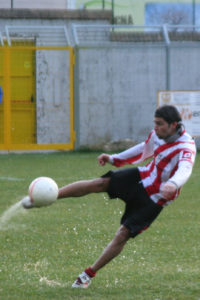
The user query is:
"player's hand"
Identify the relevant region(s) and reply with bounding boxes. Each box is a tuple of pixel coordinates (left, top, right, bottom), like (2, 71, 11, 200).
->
(160, 182, 177, 200)
(98, 153, 110, 166)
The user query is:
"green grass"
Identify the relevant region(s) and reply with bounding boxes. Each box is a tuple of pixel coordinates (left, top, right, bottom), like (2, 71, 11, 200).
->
(0, 151, 199, 300)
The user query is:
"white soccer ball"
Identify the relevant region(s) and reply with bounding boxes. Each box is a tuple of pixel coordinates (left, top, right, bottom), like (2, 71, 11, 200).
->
(29, 177, 59, 207)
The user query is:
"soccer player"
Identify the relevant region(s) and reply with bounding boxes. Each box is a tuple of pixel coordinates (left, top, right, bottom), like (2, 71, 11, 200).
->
(23, 105, 196, 288)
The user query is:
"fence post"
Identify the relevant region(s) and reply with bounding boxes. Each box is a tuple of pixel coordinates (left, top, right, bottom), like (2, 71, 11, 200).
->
(162, 24, 170, 90)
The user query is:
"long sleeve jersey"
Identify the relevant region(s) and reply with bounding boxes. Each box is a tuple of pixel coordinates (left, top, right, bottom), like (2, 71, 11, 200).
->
(109, 130, 196, 206)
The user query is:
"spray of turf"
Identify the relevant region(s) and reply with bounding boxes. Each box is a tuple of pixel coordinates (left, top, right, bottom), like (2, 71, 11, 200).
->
(0, 200, 67, 287)
(0, 200, 24, 230)
(24, 259, 68, 288)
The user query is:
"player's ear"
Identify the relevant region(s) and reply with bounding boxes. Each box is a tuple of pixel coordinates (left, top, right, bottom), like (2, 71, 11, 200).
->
(171, 121, 178, 130)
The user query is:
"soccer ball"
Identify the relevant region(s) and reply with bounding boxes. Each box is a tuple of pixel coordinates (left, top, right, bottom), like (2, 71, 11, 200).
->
(29, 177, 59, 207)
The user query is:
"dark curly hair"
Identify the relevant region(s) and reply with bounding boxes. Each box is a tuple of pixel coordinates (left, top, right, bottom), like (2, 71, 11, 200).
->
(155, 105, 183, 131)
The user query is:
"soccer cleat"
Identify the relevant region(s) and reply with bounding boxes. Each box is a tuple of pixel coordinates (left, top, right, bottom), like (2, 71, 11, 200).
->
(21, 196, 35, 209)
(72, 271, 91, 288)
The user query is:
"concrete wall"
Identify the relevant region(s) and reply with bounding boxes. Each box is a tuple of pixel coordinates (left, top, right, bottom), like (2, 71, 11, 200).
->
(36, 49, 70, 144)
(76, 43, 200, 148)
(169, 45, 200, 90)
(77, 45, 166, 146)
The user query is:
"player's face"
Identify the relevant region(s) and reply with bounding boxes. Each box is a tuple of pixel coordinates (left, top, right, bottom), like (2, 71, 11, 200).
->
(154, 117, 178, 140)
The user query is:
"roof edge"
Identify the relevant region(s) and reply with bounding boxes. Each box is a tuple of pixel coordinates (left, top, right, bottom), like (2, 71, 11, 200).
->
(0, 8, 112, 21)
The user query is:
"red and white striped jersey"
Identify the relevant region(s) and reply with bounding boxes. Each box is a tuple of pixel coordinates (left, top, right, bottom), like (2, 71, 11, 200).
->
(109, 130, 196, 206)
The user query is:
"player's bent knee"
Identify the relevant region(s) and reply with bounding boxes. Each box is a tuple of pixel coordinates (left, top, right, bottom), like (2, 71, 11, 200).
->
(115, 226, 131, 243)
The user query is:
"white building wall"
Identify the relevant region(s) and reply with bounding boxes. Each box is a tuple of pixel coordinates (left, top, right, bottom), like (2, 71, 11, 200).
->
(0, 0, 68, 9)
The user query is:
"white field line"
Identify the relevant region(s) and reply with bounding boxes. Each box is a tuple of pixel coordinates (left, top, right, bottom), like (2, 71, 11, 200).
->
(0, 177, 25, 181)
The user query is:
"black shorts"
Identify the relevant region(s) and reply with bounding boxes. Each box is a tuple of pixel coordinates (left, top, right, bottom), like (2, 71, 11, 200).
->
(102, 168, 163, 238)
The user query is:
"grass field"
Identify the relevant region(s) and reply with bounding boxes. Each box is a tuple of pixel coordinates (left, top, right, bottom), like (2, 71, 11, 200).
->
(0, 151, 199, 300)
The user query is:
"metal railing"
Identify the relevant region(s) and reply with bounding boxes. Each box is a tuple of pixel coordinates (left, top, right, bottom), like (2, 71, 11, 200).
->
(1, 25, 71, 46)
(72, 24, 200, 46)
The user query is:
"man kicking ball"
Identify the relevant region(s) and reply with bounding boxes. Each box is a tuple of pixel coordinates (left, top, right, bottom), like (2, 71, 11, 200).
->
(23, 105, 196, 288)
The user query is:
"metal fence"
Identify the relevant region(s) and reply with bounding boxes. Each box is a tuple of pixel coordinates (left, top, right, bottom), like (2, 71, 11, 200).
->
(72, 24, 200, 46)
(1, 25, 71, 46)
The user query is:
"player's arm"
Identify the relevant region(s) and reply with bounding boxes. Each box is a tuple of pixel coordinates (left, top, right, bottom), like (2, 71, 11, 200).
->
(110, 142, 145, 166)
(109, 131, 155, 167)
(98, 131, 155, 167)
(161, 160, 193, 200)
(98, 153, 111, 166)
(98, 142, 145, 167)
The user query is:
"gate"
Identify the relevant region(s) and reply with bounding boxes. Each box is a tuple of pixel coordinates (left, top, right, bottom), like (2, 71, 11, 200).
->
(0, 45, 75, 150)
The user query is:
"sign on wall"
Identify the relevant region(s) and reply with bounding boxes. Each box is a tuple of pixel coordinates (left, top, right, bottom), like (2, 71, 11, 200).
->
(157, 91, 200, 137)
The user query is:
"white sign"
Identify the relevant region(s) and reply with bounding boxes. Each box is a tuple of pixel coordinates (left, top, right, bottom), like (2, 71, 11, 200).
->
(157, 91, 200, 137)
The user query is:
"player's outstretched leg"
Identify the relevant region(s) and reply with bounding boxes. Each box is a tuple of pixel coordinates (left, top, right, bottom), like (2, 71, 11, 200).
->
(22, 177, 110, 209)
(72, 225, 131, 288)
(58, 177, 110, 198)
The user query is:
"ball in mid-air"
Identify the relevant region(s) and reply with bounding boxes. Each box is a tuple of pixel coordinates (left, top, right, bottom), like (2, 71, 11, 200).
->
(29, 177, 59, 207)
